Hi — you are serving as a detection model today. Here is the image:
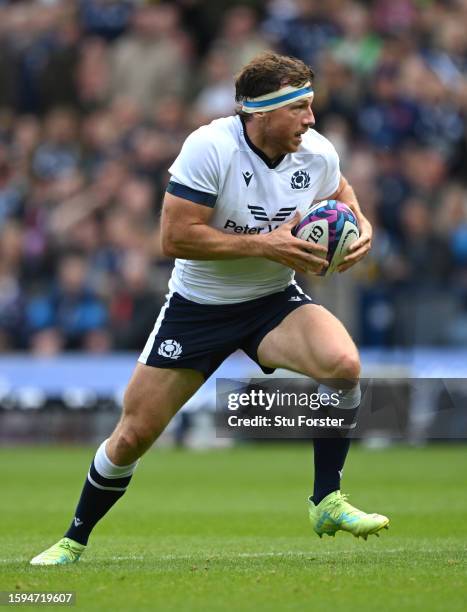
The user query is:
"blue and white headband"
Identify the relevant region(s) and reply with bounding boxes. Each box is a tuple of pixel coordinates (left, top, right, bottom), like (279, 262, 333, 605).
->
(241, 82, 313, 113)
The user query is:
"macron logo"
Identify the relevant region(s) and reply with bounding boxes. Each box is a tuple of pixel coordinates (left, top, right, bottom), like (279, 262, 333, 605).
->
(242, 171, 253, 187)
(74, 517, 83, 527)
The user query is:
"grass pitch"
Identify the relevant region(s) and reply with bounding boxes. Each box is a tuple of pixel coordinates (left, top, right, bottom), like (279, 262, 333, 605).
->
(1, 444, 466, 611)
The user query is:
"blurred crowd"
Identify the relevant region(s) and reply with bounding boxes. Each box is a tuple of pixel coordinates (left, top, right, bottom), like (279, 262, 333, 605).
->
(0, 0, 466, 354)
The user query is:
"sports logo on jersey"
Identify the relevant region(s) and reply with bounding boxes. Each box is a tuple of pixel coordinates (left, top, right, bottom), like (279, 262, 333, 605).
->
(248, 204, 296, 222)
(158, 339, 182, 359)
(291, 170, 311, 190)
(242, 171, 253, 186)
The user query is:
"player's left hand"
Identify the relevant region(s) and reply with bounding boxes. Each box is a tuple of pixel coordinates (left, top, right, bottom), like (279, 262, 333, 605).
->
(337, 215, 372, 273)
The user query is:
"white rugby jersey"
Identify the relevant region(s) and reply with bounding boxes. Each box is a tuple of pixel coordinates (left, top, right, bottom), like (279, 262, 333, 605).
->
(167, 115, 340, 304)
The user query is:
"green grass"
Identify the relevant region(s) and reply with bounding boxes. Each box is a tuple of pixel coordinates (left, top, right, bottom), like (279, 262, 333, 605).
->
(1, 444, 466, 611)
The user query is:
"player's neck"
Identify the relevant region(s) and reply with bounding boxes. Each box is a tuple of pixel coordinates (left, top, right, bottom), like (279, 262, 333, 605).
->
(243, 120, 284, 163)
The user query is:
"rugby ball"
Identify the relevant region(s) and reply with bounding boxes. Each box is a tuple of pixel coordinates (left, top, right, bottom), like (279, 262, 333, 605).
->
(293, 200, 359, 275)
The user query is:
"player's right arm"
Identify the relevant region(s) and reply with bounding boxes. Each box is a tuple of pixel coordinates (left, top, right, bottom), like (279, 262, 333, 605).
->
(161, 193, 328, 275)
(161, 125, 327, 274)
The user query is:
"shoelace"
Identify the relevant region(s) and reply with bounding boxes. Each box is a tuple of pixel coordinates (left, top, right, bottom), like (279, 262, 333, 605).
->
(327, 493, 362, 517)
(59, 540, 81, 556)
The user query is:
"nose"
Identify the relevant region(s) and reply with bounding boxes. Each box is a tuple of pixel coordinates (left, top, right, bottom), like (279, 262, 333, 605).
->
(303, 107, 315, 128)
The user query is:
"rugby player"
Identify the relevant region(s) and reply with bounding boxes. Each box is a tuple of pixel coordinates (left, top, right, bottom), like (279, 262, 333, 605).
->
(31, 52, 388, 565)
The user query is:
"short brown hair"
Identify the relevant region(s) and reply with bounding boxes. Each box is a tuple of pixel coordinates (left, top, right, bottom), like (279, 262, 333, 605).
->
(235, 52, 314, 108)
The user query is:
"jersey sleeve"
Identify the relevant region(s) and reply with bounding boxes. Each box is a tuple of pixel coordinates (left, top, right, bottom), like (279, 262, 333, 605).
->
(167, 127, 222, 207)
(313, 139, 341, 201)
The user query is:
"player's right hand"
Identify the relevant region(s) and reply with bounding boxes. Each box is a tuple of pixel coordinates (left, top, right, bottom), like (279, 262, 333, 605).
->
(261, 212, 328, 275)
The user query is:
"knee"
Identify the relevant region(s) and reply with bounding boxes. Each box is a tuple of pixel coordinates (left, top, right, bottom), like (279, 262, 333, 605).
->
(112, 421, 155, 458)
(323, 350, 361, 383)
(333, 351, 360, 382)
(119, 386, 167, 452)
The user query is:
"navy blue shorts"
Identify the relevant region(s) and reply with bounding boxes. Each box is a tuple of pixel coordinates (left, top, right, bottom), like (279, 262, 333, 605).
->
(138, 284, 316, 379)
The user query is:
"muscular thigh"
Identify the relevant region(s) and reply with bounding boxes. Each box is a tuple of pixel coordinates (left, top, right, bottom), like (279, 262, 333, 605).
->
(106, 364, 204, 462)
(257, 304, 360, 383)
(122, 363, 204, 430)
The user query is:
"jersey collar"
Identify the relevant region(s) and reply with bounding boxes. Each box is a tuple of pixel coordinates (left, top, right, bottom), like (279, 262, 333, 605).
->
(240, 116, 286, 170)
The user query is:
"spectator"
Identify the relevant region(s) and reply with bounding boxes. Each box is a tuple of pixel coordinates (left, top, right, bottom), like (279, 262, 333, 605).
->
(210, 5, 270, 75)
(266, 0, 340, 66)
(0, 143, 26, 226)
(396, 198, 452, 290)
(32, 108, 80, 181)
(76, 37, 112, 111)
(0, 221, 26, 350)
(26, 250, 109, 353)
(331, 2, 382, 75)
(193, 51, 236, 123)
(110, 250, 163, 350)
(79, 0, 135, 42)
(110, 4, 189, 115)
(357, 64, 418, 149)
(39, 14, 81, 112)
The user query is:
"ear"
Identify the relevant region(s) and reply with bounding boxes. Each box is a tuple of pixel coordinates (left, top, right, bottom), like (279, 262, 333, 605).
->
(253, 111, 268, 125)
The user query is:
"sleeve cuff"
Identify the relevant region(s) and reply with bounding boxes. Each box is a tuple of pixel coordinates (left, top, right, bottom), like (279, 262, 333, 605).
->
(167, 181, 217, 207)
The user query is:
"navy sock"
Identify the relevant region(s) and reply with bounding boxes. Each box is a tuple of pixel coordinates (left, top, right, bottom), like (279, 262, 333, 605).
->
(312, 436, 351, 505)
(64, 440, 138, 545)
(64, 461, 131, 545)
(312, 384, 361, 505)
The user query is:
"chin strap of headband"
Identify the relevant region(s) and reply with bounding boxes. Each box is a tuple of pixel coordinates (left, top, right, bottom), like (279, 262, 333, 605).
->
(241, 82, 313, 113)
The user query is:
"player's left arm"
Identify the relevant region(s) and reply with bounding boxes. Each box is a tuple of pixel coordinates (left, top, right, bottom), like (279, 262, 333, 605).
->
(327, 174, 372, 272)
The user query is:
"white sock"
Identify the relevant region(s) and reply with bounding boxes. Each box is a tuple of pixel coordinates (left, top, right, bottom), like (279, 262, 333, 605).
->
(94, 439, 139, 479)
